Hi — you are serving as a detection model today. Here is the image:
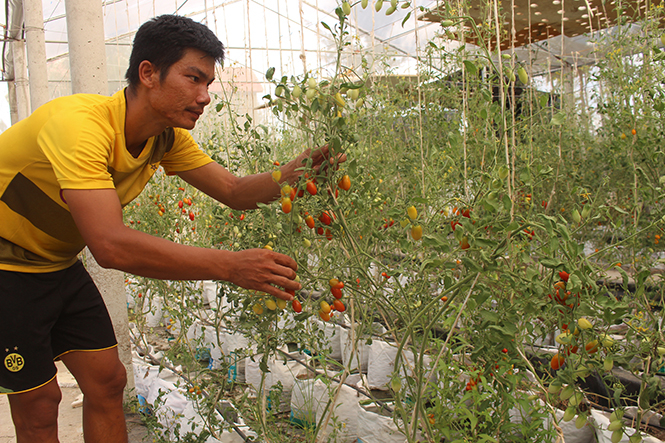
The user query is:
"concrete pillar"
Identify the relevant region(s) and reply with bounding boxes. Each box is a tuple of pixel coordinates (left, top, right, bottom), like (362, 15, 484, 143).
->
(65, 0, 108, 94)
(64, 0, 134, 395)
(7, 0, 28, 124)
(23, 0, 49, 110)
(11, 40, 30, 122)
(83, 253, 135, 397)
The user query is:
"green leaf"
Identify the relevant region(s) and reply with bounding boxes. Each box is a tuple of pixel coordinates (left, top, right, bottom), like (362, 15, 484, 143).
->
(401, 11, 412, 26)
(481, 310, 500, 323)
(526, 268, 540, 281)
(266, 67, 275, 81)
(463, 60, 478, 76)
(539, 94, 549, 107)
(540, 258, 564, 269)
(551, 112, 565, 125)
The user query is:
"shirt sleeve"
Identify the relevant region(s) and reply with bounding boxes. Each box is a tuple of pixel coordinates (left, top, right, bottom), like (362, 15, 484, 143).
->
(159, 128, 214, 174)
(38, 109, 117, 190)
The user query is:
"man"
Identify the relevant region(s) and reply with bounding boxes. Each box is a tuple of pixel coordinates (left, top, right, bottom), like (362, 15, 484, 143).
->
(0, 14, 338, 442)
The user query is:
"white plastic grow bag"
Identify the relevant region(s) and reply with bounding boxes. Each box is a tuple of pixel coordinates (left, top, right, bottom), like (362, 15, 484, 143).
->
(220, 331, 251, 382)
(366, 340, 433, 391)
(543, 407, 595, 443)
(290, 375, 325, 429)
(245, 348, 309, 412)
(590, 409, 664, 443)
(340, 325, 369, 373)
(311, 318, 342, 361)
(315, 374, 363, 443)
(356, 401, 407, 443)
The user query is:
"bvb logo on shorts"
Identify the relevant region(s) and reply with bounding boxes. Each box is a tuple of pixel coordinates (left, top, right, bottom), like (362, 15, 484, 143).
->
(4, 353, 24, 372)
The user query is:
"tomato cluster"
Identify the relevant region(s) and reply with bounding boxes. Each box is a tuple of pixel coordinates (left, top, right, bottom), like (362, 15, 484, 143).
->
(319, 278, 346, 322)
(547, 271, 579, 310)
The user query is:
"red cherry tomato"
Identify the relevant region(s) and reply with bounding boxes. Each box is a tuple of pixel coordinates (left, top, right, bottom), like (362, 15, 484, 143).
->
(331, 288, 343, 299)
(306, 180, 317, 195)
(319, 212, 332, 225)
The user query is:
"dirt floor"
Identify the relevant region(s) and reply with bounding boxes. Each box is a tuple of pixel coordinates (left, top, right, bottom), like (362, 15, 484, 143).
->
(0, 361, 149, 442)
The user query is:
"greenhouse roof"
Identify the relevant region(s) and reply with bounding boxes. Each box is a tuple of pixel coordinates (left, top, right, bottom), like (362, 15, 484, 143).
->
(421, 0, 664, 50)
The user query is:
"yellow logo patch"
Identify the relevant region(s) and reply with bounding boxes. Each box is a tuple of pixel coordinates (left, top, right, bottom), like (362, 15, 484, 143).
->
(4, 353, 24, 372)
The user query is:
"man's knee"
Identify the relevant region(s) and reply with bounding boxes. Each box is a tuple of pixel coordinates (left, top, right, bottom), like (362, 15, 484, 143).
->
(9, 381, 62, 438)
(88, 359, 127, 401)
(62, 349, 127, 401)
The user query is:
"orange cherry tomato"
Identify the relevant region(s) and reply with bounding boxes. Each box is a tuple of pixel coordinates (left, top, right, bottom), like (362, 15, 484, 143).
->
(333, 300, 346, 312)
(292, 299, 302, 313)
(329, 279, 344, 290)
(281, 198, 292, 214)
(550, 353, 565, 370)
(339, 175, 351, 191)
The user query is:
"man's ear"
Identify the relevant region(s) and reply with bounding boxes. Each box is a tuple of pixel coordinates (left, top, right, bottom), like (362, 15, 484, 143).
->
(138, 60, 159, 89)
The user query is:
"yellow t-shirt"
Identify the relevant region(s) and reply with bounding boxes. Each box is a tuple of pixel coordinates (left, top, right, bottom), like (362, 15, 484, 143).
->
(0, 89, 214, 272)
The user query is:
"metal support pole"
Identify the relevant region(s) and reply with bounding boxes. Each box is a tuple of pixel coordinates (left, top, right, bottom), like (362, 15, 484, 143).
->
(64, 0, 134, 396)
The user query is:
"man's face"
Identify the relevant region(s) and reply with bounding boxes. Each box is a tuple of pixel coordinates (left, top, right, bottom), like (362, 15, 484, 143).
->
(149, 48, 216, 130)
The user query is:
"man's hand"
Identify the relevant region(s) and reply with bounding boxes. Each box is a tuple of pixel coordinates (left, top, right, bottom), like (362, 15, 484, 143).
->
(290, 145, 347, 179)
(228, 248, 300, 301)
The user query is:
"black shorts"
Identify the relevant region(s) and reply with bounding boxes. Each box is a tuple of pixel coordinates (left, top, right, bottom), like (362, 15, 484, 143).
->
(0, 260, 117, 394)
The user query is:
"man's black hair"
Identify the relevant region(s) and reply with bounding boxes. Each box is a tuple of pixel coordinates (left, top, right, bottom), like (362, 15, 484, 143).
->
(125, 14, 225, 89)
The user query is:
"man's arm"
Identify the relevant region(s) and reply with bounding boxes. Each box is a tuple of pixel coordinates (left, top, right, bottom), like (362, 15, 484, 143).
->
(177, 146, 344, 210)
(63, 188, 300, 300)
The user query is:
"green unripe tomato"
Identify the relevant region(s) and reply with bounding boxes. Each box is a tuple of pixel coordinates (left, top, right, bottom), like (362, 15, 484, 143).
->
(575, 414, 587, 429)
(559, 385, 574, 401)
(608, 420, 623, 432)
(604, 356, 614, 372)
(548, 383, 562, 394)
(612, 429, 624, 443)
(568, 392, 583, 407)
(517, 66, 529, 84)
(610, 409, 624, 422)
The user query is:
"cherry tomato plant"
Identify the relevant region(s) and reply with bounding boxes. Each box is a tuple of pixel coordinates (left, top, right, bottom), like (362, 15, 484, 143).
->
(123, 2, 665, 442)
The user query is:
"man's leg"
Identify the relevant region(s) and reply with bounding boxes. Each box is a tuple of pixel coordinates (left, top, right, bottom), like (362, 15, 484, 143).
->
(60, 348, 128, 443)
(7, 377, 62, 443)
